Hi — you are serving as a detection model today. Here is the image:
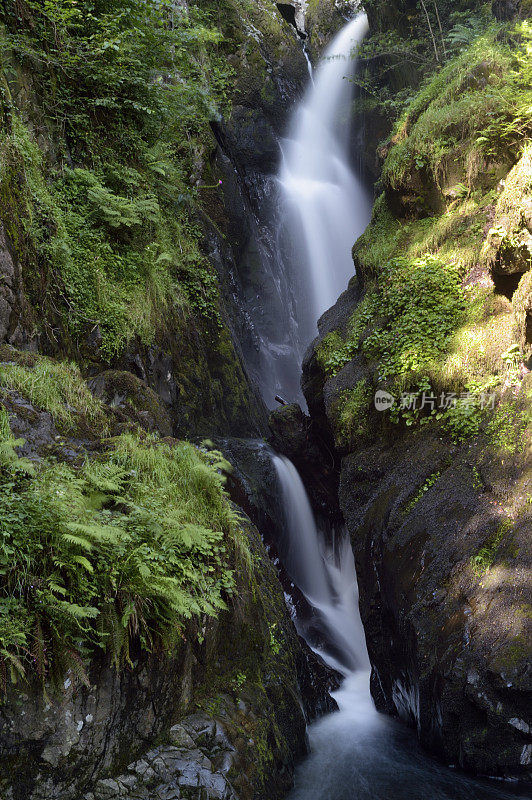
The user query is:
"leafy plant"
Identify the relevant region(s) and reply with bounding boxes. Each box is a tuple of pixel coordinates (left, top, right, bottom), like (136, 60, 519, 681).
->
(471, 519, 513, 576)
(0, 427, 247, 692)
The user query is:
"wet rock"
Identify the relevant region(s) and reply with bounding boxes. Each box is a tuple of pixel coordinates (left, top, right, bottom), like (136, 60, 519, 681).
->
(0, 514, 334, 800)
(268, 403, 341, 518)
(0, 223, 16, 342)
(168, 725, 196, 750)
(302, 305, 532, 781)
(305, 0, 346, 62)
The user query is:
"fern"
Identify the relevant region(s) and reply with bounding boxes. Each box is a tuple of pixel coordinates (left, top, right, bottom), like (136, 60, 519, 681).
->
(0, 430, 246, 690)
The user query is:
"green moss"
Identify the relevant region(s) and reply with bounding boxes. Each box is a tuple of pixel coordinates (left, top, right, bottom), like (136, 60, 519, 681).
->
(332, 380, 372, 450)
(488, 636, 529, 673)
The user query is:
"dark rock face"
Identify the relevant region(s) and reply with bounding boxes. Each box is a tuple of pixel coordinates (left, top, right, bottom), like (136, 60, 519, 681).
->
(338, 429, 532, 781)
(492, 0, 522, 19)
(216, 436, 342, 710)
(207, 2, 310, 409)
(0, 520, 334, 800)
(268, 403, 341, 518)
(0, 223, 28, 348)
(301, 288, 532, 783)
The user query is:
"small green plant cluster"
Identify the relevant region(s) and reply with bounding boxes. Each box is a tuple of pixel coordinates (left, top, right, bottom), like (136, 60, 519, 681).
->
(364, 255, 464, 382)
(0, 421, 245, 693)
(471, 518, 513, 576)
(442, 400, 483, 443)
(486, 401, 529, 454)
(403, 470, 442, 517)
(332, 381, 372, 450)
(268, 622, 282, 656)
(180, 267, 223, 330)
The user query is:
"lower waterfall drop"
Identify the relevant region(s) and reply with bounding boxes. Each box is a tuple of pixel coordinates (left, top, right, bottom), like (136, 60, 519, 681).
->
(272, 454, 368, 674)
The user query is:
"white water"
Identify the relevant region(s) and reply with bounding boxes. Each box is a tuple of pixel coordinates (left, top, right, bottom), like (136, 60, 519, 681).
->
(279, 13, 372, 338)
(287, 672, 526, 800)
(270, 19, 530, 800)
(273, 454, 368, 674)
(272, 458, 525, 799)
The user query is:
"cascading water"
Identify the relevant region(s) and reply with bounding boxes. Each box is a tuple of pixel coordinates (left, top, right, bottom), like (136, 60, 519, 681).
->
(279, 14, 372, 343)
(263, 16, 529, 800)
(272, 455, 368, 674)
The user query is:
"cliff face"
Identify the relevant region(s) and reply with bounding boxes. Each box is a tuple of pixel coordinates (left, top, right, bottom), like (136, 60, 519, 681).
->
(0, 0, 313, 438)
(0, 366, 334, 800)
(285, 9, 532, 780)
(0, 521, 333, 800)
(0, 3, 338, 798)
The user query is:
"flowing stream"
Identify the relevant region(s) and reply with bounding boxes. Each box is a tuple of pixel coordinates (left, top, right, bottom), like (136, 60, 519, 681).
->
(262, 14, 530, 800)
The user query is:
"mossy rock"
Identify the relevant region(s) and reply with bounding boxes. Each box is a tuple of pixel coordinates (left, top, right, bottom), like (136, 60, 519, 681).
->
(88, 369, 172, 437)
(481, 145, 532, 277)
(305, 0, 345, 62)
(513, 270, 532, 362)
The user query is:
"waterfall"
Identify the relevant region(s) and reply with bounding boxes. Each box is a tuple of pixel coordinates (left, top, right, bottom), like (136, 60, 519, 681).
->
(259, 18, 527, 800)
(272, 454, 368, 674)
(279, 14, 372, 342)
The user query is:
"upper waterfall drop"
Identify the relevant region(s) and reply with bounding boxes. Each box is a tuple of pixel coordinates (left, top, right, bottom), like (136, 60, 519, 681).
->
(279, 13, 372, 340)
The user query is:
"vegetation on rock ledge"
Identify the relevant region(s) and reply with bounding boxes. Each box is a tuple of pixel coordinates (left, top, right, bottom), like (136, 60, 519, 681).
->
(318, 18, 532, 447)
(0, 406, 245, 692)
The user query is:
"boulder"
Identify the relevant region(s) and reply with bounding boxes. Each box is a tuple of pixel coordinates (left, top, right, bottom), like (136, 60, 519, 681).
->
(88, 369, 173, 437)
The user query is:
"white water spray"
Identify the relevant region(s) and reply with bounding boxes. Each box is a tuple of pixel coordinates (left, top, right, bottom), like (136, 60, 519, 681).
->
(280, 14, 372, 336)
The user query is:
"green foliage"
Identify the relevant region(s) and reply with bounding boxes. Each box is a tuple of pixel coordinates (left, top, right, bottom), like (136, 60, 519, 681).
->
(0, 428, 245, 691)
(471, 518, 513, 576)
(383, 23, 532, 191)
(442, 400, 483, 443)
(317, 331, 350, 377)
(318, 254, 465, 412)
(0, 355, 109, 434)
(352, 2, 493, 125)
(2, 0, 230, 158)
(486, 400, 529, 454)
(0, 0, 231, 358)
(363, 255, 464, 382)
(268, 622, 282, 656)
